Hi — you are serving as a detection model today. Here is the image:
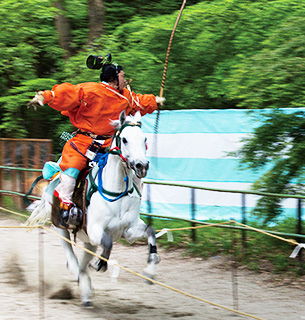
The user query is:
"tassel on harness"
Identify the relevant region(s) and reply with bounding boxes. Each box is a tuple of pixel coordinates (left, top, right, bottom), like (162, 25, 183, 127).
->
(24, 175, 44, 206)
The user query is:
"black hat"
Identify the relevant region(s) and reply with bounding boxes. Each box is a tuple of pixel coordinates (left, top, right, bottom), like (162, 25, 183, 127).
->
(100, 64, 123, 83)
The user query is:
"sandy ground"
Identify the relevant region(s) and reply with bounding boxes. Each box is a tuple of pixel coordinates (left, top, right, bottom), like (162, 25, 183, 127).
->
(0, 216, 305, 320)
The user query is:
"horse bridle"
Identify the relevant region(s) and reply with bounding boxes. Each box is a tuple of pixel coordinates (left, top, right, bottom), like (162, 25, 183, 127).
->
(108, 121, 142, 164)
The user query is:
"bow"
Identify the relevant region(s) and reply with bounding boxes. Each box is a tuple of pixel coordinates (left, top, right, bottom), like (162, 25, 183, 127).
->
(154, 0, 187, 165)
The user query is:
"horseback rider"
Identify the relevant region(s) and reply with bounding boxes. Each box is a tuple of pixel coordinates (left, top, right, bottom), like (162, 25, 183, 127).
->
(27, 53, 165, 227)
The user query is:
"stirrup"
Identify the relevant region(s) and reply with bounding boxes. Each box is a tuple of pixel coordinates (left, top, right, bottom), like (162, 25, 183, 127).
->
(59, 202, 83, 227)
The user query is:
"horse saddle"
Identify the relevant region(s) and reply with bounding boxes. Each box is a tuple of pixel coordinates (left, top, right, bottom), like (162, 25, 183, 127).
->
(51, 177, 89, 231)
(42, 162, 98, 232)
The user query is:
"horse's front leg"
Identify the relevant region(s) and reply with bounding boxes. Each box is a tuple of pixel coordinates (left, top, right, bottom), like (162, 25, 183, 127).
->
(143, 225, 160, 282)
(124, 220, 160, 282)
(96, 232, 113, 272)
(87, 224, 113, 273)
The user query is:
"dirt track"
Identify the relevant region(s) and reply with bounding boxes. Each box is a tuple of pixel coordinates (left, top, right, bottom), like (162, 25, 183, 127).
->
(0, 216, 305, 320)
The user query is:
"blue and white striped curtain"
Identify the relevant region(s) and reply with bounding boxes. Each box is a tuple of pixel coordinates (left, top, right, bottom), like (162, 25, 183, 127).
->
(140, 109, 300, 221)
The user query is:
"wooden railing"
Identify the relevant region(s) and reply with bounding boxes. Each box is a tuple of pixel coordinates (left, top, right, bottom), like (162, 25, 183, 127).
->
(0, 138, 53, 209)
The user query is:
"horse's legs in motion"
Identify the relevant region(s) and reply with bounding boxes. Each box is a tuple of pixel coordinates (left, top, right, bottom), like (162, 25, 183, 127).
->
(143, 225, 160, 281)
(56, 228, 97, 306)
(57, 228, 80, 278)
(96, 232, 113, 272)
(124, 220, 160, 281)
(79, 241, 97, 306)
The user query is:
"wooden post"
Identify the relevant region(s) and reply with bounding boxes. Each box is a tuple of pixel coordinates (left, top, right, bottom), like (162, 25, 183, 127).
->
(191, 188, 196, 242)
(0, 140, 4, 207)
(39, 227, 45, 319)
(22, 142, 29, 208)
(146, 184, 153, 226)
(231, 219, 239, 310)
(241, 193, 247, 250)
(10, 141, 21, 209)
(47, 140, 53, 161)
(297, 199, 304, 275)
(34, 141, 41, 169)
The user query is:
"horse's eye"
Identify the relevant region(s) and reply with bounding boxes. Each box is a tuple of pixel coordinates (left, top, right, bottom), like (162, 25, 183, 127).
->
(122, 137, 127, 144)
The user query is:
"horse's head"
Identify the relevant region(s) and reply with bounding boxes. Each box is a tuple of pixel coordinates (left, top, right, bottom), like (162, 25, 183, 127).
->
(112, 111, 149, 178)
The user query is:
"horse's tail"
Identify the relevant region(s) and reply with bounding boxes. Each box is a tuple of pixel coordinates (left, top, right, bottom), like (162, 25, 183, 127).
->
(24, 192, 52, 227)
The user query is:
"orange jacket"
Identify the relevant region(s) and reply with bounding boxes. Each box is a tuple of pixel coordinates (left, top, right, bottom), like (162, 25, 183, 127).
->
(43, 82, 157, 136)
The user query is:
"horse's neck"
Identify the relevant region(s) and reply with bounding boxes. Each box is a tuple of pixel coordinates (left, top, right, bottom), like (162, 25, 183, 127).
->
(102, 154, 133, 192)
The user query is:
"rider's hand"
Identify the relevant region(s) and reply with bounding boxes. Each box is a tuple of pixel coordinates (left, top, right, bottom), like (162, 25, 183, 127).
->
(27, 91, 45, 110)
(155, 96, 165, 108)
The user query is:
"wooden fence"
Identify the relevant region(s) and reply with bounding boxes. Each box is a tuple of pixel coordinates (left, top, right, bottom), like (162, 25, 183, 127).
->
(0, 138, 53, 209)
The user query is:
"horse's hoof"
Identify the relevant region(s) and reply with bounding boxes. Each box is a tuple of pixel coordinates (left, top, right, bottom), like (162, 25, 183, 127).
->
(145, 279, 154, 285)
(143, 272, 155, 285)
(89, 259, 107, 272)
(97, 260, 108, 273)
(82, 301, 93, 308)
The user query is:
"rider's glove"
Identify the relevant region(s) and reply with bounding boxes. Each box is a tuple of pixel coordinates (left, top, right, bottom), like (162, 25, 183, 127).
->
(155, 96, 165, 108)
(27, 91, 45, 110)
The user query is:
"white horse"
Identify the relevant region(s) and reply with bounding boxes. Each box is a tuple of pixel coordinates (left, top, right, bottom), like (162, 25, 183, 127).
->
(26, 111, 160, 306)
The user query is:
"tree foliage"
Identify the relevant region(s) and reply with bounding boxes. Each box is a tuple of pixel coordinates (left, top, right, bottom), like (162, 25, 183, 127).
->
(0, 0, 64, 91)
(235, 110, 305, 222)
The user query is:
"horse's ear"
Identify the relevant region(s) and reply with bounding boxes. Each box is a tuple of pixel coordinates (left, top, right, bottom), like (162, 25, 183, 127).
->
(120, 110, 126, 125)
(134, 111, 142, 125)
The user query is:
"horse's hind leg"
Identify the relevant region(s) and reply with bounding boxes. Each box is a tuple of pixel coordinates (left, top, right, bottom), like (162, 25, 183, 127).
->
(56, 228, 80, 279)
(56, 228, 96, 306)
(79, 242, 97, 306)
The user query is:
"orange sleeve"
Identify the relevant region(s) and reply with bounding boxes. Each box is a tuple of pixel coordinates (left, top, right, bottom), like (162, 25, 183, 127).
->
(42, 83, 84, 112)
(132, 92, 158, 115)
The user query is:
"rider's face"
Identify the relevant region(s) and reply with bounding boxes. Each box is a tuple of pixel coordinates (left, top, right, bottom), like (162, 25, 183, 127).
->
(118, 70, 127, 91)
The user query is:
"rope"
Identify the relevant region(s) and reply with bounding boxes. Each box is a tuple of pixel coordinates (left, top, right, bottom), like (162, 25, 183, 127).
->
(233, 220, 299, 246)
(154, 219, 303, 258)
(0, 207, 266, 320)
(0, 225, 39, 229)
(156, 220, 233, 232)
(0, 206, 29, 218)
(40, 225, 265, 320)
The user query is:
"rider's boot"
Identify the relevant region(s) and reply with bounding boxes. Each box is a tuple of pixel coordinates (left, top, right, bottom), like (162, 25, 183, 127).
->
(54, 173, 83, 228)
(59, 201, 83, 228)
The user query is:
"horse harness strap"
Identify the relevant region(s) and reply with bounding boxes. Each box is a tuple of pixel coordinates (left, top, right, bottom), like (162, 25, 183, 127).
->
(102, 184, 134, 198)
(115, 122, 142, 150)
(86, 122, 143, 203)
(86, 169, 99, 205)
(87, 168, 136, 203)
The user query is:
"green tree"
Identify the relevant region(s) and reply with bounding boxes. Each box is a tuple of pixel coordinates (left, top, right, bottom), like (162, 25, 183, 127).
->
(234, 110, 305, 222)
(0, 0, 65, 93)
(0, 78, 60, 138)
(228, 13, 305, 222)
